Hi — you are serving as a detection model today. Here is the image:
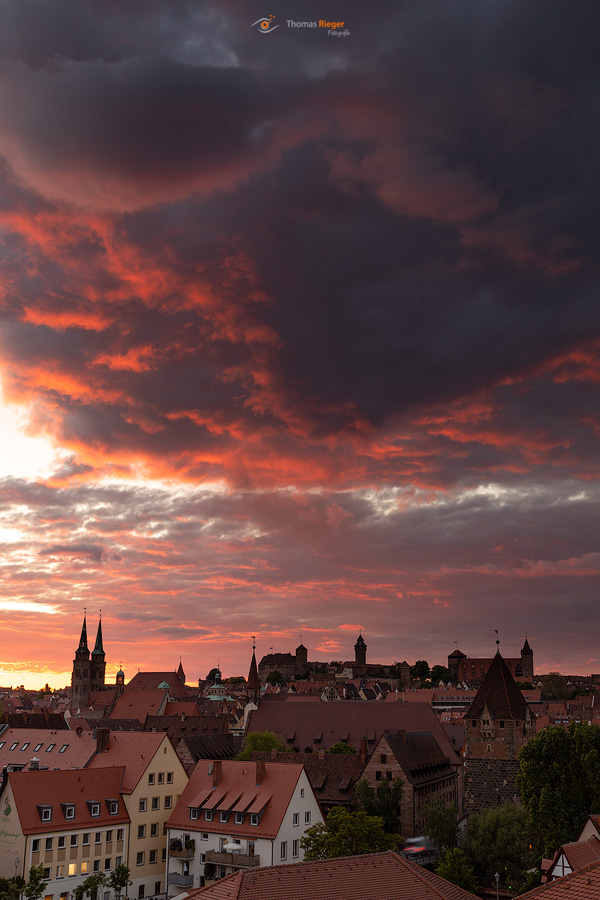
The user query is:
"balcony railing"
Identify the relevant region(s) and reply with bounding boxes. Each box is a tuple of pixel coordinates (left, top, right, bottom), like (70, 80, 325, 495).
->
(168, 873, 194, 886)
(204, 850, 260, 868)
(169, 847, 195, 859)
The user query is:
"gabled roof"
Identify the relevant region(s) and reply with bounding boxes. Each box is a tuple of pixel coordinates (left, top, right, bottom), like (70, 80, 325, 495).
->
(167, 760, 309, 840)
(547, 837, 600, 881)
(465, 652, 528, 720)
(248, 751, 365, 807)
(124, 671, 189, 698)
(383, 732, 454, 786)
(110, 689, 168, 721)
(8, 766, 128, 834)
(521, 859, 600, 899)
(86, 731, 172, 792)
(247, 701, 459, 763)
(184, 850, 479, 900)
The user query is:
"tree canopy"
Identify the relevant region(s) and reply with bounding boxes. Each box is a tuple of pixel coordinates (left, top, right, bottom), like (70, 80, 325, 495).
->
(237, 730, 287, 760)
(265, 670, 287, 686)
(354, 776, 404, 834)
(23, 867, 48, 900)
(430, 665, 453, 684)
(410, 660, 430, 681)
(463, 803, 531, 891)
(327, 741, 356, 754)
(435, 849, 479, 893)
(540, 673, 572, 701)
(422, 797, 458, 850)
(518, 722, 600, 856)
(300, 807, 400, 860)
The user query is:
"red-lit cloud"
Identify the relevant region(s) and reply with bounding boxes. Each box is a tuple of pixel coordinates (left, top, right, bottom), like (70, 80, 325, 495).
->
(0, 0, 598, 685)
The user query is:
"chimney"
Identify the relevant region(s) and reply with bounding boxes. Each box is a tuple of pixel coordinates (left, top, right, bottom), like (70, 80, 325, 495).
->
(399, 729, 406, 743)
(318, 748, 325, 759)
(30, 758, 40, 771)
(255, 760, 265, 785)
(212, 760, 222, 787)
(360, 737, 367, 765)
(96, 727, 110, 753)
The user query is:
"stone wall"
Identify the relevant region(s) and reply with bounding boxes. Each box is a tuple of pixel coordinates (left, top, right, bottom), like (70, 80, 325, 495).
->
(464, 757, 520, 815)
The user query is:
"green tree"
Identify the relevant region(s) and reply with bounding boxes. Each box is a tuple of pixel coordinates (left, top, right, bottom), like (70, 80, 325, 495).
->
(515, 681, 534, 690)
(237, 730, 287, 760)
(0, 877, 26, 900)
(23, 867, 48, 900)
(435, 848, 479, 893)
(430, 665, 453, 685)
(77, 874, 106, 900)
(540, 673, 572, 701)
(422, 797, 458, 850)
(265, 670, 287, 686)
(327, 741, 356, 754)
(205, 668, 220, 684)
(354, 777, 404, 834)
(410, 660, 430, 681)
(301, 807, 400, 860)
(463, 803, 530, 890)
(107, 865, 131, 898)
(517, 722, 600, 857)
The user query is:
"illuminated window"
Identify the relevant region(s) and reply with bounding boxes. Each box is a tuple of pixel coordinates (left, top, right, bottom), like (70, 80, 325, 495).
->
(81, 863, 88, 875)
(68, 865, 76, 877)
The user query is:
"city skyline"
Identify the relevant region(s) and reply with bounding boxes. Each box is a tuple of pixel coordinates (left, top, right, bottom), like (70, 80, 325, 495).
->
(0, 0, 599, 688)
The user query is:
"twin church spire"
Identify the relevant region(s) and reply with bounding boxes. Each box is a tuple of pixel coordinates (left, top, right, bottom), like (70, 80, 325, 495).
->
(71, 612, 106, 711)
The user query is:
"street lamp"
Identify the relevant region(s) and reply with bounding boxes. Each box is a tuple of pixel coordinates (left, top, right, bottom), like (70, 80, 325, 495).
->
(494, 871, 500, 900)
(14, 857, 20, 878)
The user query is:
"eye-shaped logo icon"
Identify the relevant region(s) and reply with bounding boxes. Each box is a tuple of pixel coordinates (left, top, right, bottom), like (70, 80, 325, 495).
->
(251, 15, 279, 33)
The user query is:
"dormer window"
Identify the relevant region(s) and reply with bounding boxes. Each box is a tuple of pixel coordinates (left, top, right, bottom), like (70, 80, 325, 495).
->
(234, 812, 243, 824)
(190, 809, 199, 820)
(250, 814, 259, 826)
(106, 800, 119, 815)
(38, 805, 52, 822)
(61, 803, 76, 820)
(219, 811, 228, 823)
(204, 810, 213, 822)
(88, 802, 101, 817)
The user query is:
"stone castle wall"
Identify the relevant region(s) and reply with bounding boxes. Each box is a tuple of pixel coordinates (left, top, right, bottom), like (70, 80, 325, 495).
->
(464, 758, 521, 815)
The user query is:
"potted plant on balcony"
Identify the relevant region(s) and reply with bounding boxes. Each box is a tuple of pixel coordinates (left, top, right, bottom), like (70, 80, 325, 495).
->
(203, 863, 216, 885)
(170, 838, 183, 852)
(184, 838, 196, 851)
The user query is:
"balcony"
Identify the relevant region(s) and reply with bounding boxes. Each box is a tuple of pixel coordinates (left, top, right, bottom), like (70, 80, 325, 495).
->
(169, 847, 195, 859)
(204, 850, 260, 868)
(168, 874, 194, 887)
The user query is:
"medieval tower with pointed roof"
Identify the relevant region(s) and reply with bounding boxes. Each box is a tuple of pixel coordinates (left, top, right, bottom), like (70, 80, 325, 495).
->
(463, 645, 535, 814)
(71, 613, 106, 710)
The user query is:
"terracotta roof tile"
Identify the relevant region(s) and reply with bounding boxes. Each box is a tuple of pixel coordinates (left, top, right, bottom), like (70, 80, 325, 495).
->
(521, 859, 600, 899)
(8, 766, 128, 833)
(185, 851, 479, 900)
(0, 727, 97, 771)
(465, 652, 528, 720)
(86, 730, 169, 792)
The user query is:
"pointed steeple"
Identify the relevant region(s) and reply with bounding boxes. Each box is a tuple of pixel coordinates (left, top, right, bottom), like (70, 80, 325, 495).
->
(466, 651, 528, 720)
(78, 613, 89, 652)
(521, 636, 532, 655)
(247, 638, 260, 691)
(177, 658, 186, 684)
(92, 616, 104, 656)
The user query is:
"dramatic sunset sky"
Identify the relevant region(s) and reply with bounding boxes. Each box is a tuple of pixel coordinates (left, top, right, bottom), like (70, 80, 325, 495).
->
(0, 1, 598, 688)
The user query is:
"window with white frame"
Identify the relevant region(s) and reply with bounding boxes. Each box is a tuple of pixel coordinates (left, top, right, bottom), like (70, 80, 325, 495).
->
(148, 773, 155, 785)
(164, 795, 172, 809)
(138, 825, 146, 839)
(139, 798, 147, 812)
(204, 810, 213, 821)
(108, 801, 118, 815)
(32, 839, 40, 852)
(71, 835, 78, 847)
(292, 813, 299, 826)
(219, 811, 228, 823)
(56, 865, 64, 878)
(45, 838, 53, 850)
(201, 833, 208, 841)
(91, 803, 100, 817)
(280, 841, 287, 860)
(234, 812, 243, 824)
(58, 836, 66, 849)
(150, 823, 158, 837)
(151, 797, 159, 810)
(250, 814, 259, 826)
(292, 840, 299, 858)
(190, 808, 198, 819)
(136, 853, 144, 866)
(305, 811, 311, 824)
(149, 850, 157, 864)
(167, 772, 173, 784)
(157, 773, 164, 784)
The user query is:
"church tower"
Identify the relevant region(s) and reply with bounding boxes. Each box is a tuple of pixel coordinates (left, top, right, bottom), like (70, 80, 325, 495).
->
(246, 638, 261, 704)
(71, 613, 91, 710)
(90, 616, 106, 693)
(520, 637, 534, 682)
(354, 633, 367, 666)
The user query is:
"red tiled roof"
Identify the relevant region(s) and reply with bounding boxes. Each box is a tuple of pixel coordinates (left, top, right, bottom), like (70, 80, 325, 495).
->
(8, 766, 128, 834)
(0, 728, 97, 771)
(247, 701, 459, 763)
(167, 760, 307, 840)
(86, 731, 170, 792)
(124, 671, 189, 698)
(184, 850, 479, 900)
(546, 837, 600, 880)
(111, 689, 167, 721)
(520, 859, 600, 899)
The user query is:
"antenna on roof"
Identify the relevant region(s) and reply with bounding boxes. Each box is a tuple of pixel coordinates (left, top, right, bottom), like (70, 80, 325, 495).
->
(251, 635, 256, 651)
(494, 629, 500, 654)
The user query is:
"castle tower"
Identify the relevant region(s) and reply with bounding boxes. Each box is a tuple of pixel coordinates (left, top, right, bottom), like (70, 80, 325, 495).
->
(71, 613, 91, 711)
(448, 648, 467, 683)
(115, 666, 125, 697)
(247, 638, 261, 704)
(90, 616, 106, 693)
(295, 640, 308, 678)
(354, 633, 367, 666)
(520, 637, 534, 682)
(464, 646, 535, 814)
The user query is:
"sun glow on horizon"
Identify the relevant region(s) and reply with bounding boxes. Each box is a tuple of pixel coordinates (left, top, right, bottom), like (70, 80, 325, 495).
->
(0, 389, 65, 480)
